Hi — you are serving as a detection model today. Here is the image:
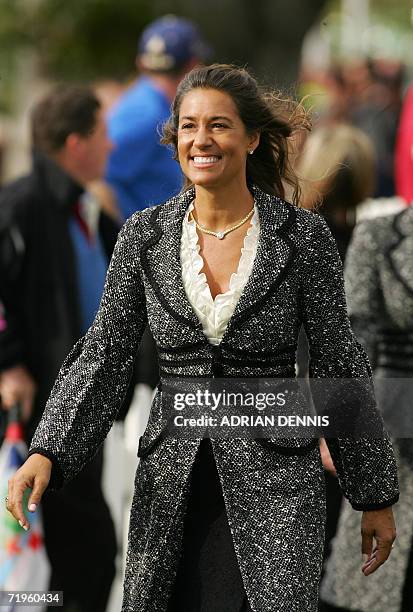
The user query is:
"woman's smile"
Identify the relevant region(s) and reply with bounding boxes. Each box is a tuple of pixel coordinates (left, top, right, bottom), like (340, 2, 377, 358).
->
(190, 155, 222, 169)
(177, 88, 258, 188)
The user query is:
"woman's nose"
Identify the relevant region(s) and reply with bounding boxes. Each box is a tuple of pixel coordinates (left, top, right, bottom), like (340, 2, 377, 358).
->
(193, 127, 212, 147)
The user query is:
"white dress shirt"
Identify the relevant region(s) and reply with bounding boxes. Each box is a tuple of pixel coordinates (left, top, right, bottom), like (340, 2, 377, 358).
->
(180, 201, 260, 345)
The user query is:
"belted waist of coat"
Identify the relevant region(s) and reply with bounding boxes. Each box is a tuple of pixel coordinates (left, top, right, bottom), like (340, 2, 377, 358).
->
(376, 329, 413, 372)
(156, 341, 298, 378)
(136, 431, 319, 460)
(136, 369, 315, 460)
(157, 376, 301, 396)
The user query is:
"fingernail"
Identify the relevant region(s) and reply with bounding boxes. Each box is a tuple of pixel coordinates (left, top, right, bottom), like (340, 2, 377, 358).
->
(22, 524, 29, 531)
(28, 503, 36, 512)
(18, 520, 23, 528)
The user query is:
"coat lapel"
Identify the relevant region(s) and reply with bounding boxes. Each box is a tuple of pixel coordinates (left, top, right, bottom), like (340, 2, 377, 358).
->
(140, 185, 296, 338)
(140, 187, 205, 336)
(223, 186, 296, 336)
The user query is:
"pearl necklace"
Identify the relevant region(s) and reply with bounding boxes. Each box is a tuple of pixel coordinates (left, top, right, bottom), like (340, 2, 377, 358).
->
(189, 206, 255, 240)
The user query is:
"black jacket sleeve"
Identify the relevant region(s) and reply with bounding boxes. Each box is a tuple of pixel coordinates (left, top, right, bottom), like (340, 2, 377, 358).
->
(0, 210, 28, 371)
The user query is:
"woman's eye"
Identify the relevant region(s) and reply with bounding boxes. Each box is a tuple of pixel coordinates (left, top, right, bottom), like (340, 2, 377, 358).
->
(180, 123, 195, 130)
(211, 123, 226, 129)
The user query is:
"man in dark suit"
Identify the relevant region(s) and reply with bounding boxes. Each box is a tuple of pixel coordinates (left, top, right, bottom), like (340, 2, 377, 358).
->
(0, 85, 118, 611)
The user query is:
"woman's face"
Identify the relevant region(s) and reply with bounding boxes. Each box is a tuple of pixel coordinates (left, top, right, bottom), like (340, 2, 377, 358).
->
(177, 88, 259, 189)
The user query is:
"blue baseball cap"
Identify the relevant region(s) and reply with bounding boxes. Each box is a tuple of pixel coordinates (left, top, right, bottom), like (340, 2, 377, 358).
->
(138, 15, 211, 72)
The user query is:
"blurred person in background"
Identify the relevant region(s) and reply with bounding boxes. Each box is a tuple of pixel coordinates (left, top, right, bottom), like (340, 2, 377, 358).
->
(324, 64, 351, 124)
(302, 58, 403, 200)
(347, 58, 403, 198)
(319, 123, 413, 612)
(0, 85, 118, 611)
(299, 123, 376, 260)
(297, 124, 377, 571)
(395, 84, 413, 206)
(318, 86, 413, 612)
(298, 64, 350, 126)
(106, 14, 211, 220)
(88, 79, 128, 226)
(105, 14, 212, 401)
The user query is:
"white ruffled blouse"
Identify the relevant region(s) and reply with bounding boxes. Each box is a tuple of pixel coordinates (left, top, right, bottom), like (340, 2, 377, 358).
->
(180, 201, 260, 345)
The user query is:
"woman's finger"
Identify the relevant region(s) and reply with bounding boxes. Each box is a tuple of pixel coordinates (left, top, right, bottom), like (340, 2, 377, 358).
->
(361, 529, 373, 564)
(9, 478, 30, 531)
(6, 477, 13, 513)
(362, 537, 395, 575)
(27, 475, 48, 512)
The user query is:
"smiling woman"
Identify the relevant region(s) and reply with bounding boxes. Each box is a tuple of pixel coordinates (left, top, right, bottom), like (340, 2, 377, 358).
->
(162, 63, 309, 202)
(161, 64, 310, 301)
(6, 64, 399, 612)
(177, 88, 259, 189)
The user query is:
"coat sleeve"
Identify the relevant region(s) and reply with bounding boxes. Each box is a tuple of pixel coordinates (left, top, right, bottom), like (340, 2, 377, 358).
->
(344, 220, 383, 368)
(28, 213, 148, 489)
(298, 213, 399, 511)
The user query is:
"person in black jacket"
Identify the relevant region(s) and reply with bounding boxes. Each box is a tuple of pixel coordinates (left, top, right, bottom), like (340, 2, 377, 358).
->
(0, 85, 118, 611)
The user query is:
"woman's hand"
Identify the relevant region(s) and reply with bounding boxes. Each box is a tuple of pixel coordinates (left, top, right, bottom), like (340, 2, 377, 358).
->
(361, 506, 396, 575)
(6, 454, 52, 530)
(319, 438, 337, 476)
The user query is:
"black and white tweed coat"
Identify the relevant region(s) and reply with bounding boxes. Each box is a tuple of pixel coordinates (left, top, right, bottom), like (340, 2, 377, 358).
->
(29, 185, 399, 612)
(321, 207, 413, 612)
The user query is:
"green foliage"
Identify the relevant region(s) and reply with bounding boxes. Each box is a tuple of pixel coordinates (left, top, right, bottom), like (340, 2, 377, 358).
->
(0, 0, 155, 80)
(327, 0, 413, 29)
(323, 0, 413, 62)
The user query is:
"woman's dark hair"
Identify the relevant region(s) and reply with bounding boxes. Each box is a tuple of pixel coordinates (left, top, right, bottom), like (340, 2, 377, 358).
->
(31, 85, 100, 154)
(162, 63, 310, 204)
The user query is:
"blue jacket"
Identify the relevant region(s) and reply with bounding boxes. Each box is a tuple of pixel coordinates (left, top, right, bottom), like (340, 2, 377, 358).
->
(106, 77, 183, 220)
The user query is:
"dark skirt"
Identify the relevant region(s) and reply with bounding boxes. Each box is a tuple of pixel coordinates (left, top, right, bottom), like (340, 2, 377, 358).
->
(167, 438, 252, 612)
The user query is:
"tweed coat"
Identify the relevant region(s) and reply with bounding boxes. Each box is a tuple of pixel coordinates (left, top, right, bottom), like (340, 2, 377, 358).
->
(321, 207, 413, 612)
(29, 185, 399, 612)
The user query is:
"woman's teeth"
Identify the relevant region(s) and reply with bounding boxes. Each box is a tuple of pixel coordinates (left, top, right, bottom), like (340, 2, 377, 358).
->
(192, 156, 220, 164)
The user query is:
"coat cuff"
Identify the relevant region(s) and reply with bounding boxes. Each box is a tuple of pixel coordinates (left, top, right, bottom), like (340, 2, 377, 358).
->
(350, 492, 399, 511)
(28, 447, 64, 491)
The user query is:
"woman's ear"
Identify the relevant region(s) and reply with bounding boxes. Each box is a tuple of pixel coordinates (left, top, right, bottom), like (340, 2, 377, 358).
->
(248, 132, 260, 153)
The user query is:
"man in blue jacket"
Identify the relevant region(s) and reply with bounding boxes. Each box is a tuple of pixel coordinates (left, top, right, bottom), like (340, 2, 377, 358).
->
(106, 15, 211, 220)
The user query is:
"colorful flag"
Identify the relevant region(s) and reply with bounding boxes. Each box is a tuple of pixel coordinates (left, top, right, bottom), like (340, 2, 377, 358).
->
(0, 408, 50, 611)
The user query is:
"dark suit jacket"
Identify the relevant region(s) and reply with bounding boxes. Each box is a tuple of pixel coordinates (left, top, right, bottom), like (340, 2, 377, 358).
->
(28, 185, 399, 612)
(0, 151, 119, 437)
